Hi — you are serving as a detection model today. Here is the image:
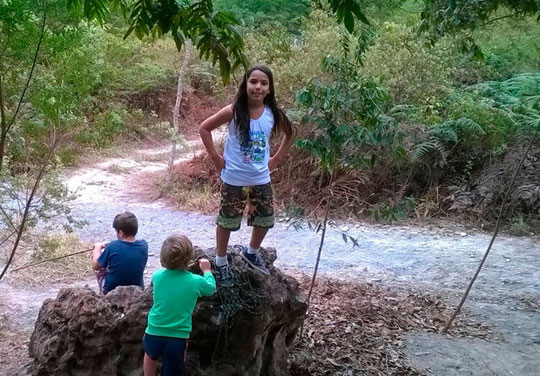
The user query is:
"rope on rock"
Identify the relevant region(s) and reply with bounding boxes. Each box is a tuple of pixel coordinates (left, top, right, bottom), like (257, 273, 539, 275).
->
(212, 262, 266, 364)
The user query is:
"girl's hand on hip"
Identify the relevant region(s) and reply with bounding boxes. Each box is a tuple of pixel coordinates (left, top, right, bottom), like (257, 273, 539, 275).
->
(212, 155, 225, 171)
(268, 157, 280, 172)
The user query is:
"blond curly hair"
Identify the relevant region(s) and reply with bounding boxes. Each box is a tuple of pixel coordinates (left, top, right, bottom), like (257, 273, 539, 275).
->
(160, 235, 193, 270)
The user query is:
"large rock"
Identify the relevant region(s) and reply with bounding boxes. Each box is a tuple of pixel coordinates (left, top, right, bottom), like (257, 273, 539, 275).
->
(28, 246, 307, 376)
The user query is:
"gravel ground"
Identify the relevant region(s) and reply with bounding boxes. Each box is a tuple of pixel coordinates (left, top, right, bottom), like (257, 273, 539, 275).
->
(2, 141, 539, 375)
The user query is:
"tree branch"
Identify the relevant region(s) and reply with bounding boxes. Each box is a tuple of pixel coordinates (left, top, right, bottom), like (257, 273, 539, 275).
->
(4, 9, 47, 137)
(0, 138, 58, 281)
(479, 13, 519, 28)
(0, 204, 17, 232)
(11, 247, 93, 272)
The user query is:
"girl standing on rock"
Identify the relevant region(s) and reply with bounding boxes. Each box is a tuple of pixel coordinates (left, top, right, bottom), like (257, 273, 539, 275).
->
(199, 65, 296, 287)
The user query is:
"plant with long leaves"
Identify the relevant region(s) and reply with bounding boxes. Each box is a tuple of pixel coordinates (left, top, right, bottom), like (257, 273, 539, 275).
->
(294, 30, 394, 321)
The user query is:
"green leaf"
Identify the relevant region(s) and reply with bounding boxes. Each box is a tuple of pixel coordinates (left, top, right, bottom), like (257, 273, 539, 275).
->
(344, 11, 354, 33)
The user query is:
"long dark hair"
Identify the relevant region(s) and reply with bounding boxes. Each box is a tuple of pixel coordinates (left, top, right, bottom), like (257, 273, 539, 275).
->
(232, 65, 294, 148)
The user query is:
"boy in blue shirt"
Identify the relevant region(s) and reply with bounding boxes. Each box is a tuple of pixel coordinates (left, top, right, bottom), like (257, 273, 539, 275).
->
(91, 211, 148, 295)
(143, 234, 215, 376)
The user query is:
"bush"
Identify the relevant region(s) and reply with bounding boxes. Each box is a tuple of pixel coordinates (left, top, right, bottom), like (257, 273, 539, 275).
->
(476, 15, 540, 79)
(243, 10, 342, 102)
(361, 22, 459, 106)
(77, 107, 128, 147)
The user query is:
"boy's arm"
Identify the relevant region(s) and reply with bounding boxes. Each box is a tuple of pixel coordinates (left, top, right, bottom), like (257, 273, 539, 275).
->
(199, 105, 233, 171)
(91, 242, 108, 270)
(197, 259, 216, 296)
(269, 126, 297, 171)
(199, 272, 216, 297)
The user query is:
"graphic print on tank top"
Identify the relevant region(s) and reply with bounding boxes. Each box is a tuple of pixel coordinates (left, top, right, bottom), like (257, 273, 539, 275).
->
(241, 131, 266, 163)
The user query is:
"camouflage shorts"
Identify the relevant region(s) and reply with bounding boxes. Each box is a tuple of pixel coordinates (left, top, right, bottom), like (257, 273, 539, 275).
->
(216, 182, 274, 231)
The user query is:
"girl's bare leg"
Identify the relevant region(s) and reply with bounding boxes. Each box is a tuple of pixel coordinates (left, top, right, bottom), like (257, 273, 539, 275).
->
(143, 353, 157, 376)
(250, 226, 269, 249)
(216, 226, 232, 256)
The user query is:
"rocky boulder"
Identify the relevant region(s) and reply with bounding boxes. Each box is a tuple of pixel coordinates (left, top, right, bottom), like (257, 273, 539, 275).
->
(28, 246, 307, 376)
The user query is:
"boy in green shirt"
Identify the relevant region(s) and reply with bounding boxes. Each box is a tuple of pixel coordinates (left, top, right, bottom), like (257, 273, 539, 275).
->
(143, 235, 216, 376)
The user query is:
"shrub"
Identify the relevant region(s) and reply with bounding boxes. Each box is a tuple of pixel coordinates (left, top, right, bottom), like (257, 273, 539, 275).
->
(361, 22, 458, 106)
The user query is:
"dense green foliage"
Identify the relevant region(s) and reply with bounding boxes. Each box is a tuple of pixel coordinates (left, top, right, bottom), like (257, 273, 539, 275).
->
(67, 0, 248, 84)
(295, 52, 393, 176)
(214, 0, 310, 31)
(1, 7, 178, 169)
(420, 0, 540, 41)
(234, 1, 540, 224)
(2, 0, 539, 226)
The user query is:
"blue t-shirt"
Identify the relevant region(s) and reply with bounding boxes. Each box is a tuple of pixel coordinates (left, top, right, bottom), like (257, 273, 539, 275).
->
(97, 239, 148, 294)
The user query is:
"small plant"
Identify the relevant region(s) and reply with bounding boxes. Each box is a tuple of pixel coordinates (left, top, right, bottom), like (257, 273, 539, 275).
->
(77, 107, 128, 147)
(508, 215, 535, 236)
(368, 197, 416, 222)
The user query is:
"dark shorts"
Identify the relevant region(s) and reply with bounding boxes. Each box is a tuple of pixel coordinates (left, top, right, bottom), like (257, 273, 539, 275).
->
(216, 182, 274, 231)
(143, 334, 188, 376)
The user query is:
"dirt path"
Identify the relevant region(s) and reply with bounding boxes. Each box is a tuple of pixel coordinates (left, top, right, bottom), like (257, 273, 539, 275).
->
(1, 137, 539, 375)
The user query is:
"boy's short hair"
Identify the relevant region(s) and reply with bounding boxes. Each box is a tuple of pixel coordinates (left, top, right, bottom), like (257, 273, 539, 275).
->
(112, 212, 138, 237)
(160, 235, 193, 270)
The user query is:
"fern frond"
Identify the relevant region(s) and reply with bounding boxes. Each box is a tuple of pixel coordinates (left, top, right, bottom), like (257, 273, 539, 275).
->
(412, 137, 442, 161)
(455, 117, 485, 135)
(429, 123, 459, 143)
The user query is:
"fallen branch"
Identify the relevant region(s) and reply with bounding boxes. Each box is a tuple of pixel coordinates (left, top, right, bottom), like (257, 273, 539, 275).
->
(11, 247, 93, 272)
(442, 137, 535, 332)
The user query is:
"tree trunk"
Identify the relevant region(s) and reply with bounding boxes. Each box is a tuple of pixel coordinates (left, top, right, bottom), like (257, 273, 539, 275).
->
(0, 73, 7, 171)
(0, 11, 46, 171)
(167, 40, 192, 184)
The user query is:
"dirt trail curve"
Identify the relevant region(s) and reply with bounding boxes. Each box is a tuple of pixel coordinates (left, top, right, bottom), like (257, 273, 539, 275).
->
(2, 137, 540, 375)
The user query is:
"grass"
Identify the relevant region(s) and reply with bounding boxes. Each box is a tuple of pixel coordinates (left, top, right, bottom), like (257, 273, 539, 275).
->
(106, 164, 132, 175)
(161, 180, 220, 214)
(7, 233, 93, 287)
(508, 215, 537, 236)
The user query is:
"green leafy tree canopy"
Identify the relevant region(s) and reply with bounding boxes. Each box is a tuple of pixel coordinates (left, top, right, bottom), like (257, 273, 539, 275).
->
(68, 0, 248, 84)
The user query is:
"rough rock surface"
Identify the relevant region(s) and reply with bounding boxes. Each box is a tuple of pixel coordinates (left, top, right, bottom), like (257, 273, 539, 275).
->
(28, 246, 307, 376)
(447, 142, 540, 217)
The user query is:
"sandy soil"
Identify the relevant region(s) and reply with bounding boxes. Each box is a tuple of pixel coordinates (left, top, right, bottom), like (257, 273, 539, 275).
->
(1, 137, 539, 375)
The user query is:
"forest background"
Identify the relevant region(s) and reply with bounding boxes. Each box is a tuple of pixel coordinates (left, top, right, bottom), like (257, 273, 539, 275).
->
(1, 1, 539, 374)
(1, 0, 539, 242)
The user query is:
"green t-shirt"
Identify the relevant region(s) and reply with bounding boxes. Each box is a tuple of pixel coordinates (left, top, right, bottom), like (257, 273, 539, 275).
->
(145, 269, 216, 339)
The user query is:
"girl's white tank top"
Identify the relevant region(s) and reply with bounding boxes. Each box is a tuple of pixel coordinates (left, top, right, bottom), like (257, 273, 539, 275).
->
(221, 107, 274, 186)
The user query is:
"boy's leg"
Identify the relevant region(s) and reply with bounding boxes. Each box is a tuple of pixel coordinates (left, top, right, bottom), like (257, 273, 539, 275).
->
(160, 338, 188, 376)
(143, 353, 157, 376)
(142, 334, 165, 376)
(94, 269, 107, 295)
